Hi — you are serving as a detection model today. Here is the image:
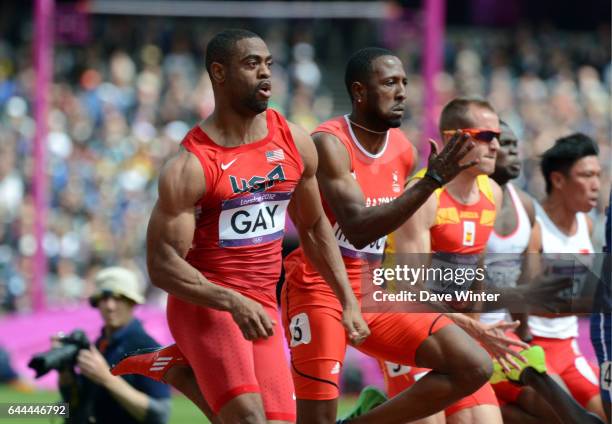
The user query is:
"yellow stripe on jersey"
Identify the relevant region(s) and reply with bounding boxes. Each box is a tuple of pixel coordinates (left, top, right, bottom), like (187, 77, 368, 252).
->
(409, 168, 442, 201)
(387, 169, 496, 255)
(476, 174, 495, 205)
(435, 207, 460, 225)
(385, 233, 396, 256)
(480, 209, 496, 226)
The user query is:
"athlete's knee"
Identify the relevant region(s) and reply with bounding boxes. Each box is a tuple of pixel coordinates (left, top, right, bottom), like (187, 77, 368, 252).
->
(218, 394, 267, 424)
(464, 347, 493, 381)
(419, 325, 492, 389)
(444, 340, 492, 393)
(296, 399, 337, 424)
(454, 357, 492, 397)
(222, 409, 267, 424)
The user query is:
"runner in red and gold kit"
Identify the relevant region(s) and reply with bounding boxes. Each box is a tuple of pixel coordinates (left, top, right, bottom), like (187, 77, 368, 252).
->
(112, 30, 368, 424)
(282, 48, 504, 424)
(384, 98, 531, 424)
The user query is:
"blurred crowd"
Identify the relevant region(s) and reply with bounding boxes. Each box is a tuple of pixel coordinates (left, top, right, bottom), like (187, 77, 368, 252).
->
(0, 16, 609, 312)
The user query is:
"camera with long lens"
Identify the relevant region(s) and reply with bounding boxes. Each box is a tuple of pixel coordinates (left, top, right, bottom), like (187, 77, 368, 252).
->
(28, 329, 90, 378)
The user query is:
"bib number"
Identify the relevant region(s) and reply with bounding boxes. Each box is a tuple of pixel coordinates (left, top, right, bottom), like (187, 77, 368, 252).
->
(385, 361, 412, 377)
(462, 221, 476, 247)
(289, 313, 311, 347)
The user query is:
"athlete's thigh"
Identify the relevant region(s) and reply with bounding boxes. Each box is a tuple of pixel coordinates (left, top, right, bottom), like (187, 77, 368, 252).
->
(378, 358, 429, 398)
(358, 312, 451, 366)
(217, 392, 267, 424)
(500, 404, 541, 424)
(406, 412, 446, 424)
(283, 304, 347, 401)
(445, 383, 501, 424)
(446, 404, 502, 424)
(167, 295, 260, 414)
(561, 360, 601, 408)
(558, 344, 600, 407)
(296, 399, 337, 424)
(514, 386, 559, 422)
(253, 306, 296, 423)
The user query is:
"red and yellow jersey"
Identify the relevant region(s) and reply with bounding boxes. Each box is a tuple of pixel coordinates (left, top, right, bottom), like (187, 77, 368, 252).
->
(284, 115, 414, 305)
(181, 109, 304, 308)
(411, 168, 496, 254)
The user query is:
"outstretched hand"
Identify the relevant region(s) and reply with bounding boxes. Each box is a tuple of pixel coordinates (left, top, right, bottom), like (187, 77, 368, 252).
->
(473, 320, 529, 373)
(518, 276, 574, 313)
(426, 131, 478, 185)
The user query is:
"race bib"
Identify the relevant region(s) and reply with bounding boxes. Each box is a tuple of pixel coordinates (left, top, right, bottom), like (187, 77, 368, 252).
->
(289, 313, 312, 347)
(547, 253, 593, 299)
(426, 252, 481, 293)
(484, 254, 522, 288)
(333, 222, 386, 260)
(219, 192, 291, 247)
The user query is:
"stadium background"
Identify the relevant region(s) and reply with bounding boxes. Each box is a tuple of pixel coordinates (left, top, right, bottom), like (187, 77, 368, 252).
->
(0, 0, 610, 422)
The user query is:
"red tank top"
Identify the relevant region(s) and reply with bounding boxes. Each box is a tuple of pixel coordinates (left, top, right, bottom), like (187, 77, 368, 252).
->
(285, 115, 414, 302)
(410, 169, 496, 254)
(181, 109, 304, 308)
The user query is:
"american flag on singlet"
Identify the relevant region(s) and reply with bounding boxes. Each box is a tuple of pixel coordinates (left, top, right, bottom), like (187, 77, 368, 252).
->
(266, 149, 285, 162)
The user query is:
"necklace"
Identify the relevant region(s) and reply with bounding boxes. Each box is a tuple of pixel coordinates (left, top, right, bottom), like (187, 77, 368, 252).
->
(348, 118, 388, 135)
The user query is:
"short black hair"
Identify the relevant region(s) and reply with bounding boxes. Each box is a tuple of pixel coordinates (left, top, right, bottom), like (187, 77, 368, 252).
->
(499, 120, 516, 137)
(439, 97, 496, 133)
(344, 47, 396, 101)
(541, 133, 599, 194)
(205, 29, 261, 74)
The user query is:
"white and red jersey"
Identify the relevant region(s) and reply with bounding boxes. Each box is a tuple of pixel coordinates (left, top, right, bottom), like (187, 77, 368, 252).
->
(529, 204, 594, 339)
(481, 183, 532, 325)
(181, 109, 304, 308)
(284, 114, 414, 303)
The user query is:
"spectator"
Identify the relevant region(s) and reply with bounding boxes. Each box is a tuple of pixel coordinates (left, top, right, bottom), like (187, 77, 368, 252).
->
(58, 267, 171, 424)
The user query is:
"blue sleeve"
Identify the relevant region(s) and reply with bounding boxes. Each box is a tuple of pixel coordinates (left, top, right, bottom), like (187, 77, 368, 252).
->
(605, 190, 611, 253)
(129, 374, 171, 399)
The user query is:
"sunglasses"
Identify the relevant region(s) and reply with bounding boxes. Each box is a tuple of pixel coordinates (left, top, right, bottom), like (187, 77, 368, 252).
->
(444, 128, 500, 142)
(89, 289, 130, 307)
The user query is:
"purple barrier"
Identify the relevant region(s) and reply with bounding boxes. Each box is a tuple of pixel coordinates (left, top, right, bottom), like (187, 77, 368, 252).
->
(0, 308, 597, 391)
(0, 306, 173, 389)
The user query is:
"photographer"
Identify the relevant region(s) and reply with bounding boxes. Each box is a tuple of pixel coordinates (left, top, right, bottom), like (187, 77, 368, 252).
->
(58, 267, 170, 424)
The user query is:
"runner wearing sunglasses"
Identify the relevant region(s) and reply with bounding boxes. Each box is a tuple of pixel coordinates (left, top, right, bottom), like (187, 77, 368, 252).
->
(381, 97, 518, 424)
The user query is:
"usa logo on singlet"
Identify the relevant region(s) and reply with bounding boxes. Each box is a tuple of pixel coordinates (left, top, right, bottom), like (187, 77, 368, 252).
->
(229, 165, 286, 194)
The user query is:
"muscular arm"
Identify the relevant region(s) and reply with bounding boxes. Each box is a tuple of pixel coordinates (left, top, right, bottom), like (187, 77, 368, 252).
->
(288, 123, 369, 342)
(392, 181, 436, 254)
(145, 150, 240, 310)
(390, 190, 441, 303)
(314, 132, 441, 249)
(288, 124, 359, 308)
(147, 150, 275, 340)
(512, 221, 542, 339)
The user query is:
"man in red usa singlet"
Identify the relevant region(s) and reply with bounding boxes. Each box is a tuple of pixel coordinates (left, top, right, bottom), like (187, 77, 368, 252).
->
(282, 48, 503, 424)
(112, 29, 368, 424)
